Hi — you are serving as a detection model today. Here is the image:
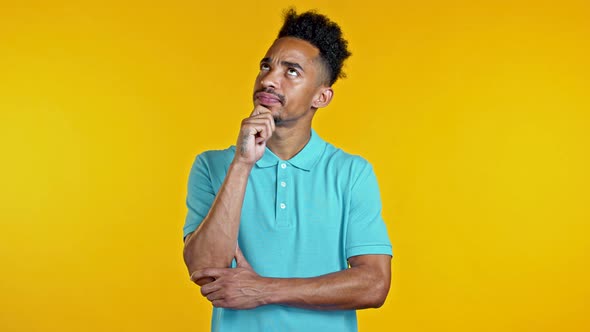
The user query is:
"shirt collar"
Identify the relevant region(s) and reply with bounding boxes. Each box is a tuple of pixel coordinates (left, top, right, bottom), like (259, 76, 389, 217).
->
(255, 129, 326, 171)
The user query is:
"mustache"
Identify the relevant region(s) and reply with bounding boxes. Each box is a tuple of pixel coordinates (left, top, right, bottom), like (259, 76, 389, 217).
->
(254, 87, 286, 105)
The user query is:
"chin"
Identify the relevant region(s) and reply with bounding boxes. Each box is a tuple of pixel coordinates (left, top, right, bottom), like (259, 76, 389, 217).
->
(264, 106, 281, 118)
(273, 115, 283, 126)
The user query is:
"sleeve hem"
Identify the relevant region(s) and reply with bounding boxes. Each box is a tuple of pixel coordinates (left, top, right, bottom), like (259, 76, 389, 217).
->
(346, 245, 393, 259)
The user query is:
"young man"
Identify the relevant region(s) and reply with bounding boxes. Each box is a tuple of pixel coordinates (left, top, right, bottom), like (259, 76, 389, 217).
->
(183, 9, 392, 332)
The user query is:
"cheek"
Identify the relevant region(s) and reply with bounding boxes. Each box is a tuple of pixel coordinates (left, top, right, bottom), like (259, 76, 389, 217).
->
(292, 84, 314, 98)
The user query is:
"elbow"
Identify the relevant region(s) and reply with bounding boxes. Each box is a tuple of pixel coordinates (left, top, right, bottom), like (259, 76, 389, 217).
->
(183, 240, 216, 286)
(182, 232, 197, 274)
(182, 242, 198, 275)
(365, 278, 390, 308)
(182, 232, 233, 276)
(182, 232, 209, 275)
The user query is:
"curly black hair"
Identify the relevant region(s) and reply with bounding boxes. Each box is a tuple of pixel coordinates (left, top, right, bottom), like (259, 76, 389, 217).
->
(277, 8, 351, 86)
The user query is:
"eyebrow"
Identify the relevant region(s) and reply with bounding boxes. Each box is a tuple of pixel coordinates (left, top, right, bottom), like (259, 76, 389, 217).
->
(260, 57, 305, 72)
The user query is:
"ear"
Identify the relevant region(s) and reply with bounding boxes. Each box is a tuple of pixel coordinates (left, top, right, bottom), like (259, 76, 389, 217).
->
(311, 87, 334, 109)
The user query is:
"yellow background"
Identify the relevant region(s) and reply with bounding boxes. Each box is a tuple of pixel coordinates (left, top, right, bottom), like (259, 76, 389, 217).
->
(1, 0, 589, 331)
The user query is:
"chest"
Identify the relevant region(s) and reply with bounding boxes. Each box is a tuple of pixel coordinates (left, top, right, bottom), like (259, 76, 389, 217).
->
(241, 163, 350, 230)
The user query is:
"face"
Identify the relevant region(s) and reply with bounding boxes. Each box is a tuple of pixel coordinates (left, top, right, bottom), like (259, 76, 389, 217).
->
(253, 37, 332, 126)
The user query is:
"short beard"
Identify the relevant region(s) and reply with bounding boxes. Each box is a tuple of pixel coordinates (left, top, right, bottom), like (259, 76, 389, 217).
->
(273, 115, 283, 126)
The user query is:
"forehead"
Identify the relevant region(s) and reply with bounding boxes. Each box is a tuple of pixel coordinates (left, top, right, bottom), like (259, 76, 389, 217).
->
(263, 37, 320, 66)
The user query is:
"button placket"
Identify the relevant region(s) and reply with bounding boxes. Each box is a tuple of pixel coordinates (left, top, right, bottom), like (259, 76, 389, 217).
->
(276, 162, 289, 227)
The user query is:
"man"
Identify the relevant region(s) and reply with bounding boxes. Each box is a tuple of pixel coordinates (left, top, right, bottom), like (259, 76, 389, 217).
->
(183, 8, 392, 332)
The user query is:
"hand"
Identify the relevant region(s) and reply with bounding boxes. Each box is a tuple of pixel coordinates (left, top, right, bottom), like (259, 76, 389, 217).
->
(190, 246, 268, 309)
(234, 106, 275, 166)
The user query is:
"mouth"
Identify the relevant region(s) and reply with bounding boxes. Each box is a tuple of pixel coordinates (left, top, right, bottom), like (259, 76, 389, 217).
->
(254, 91, 284, 106)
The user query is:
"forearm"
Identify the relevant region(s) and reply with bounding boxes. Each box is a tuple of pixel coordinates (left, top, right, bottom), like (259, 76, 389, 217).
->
(261, 256, 391, 310)
(183, 161, 252, 277)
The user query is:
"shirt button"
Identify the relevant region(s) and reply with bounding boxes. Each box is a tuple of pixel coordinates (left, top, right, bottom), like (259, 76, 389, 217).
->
(280, 203, 286, 209)
(280, 163, 287, 169)
(280, 181, 286, 187)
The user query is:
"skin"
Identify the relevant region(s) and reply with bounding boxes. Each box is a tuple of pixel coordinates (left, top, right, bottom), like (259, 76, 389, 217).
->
(183, 36, 391, 309)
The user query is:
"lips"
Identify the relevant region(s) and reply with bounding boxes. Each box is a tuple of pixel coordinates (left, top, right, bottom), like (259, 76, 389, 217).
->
(255, 92, 283, 105)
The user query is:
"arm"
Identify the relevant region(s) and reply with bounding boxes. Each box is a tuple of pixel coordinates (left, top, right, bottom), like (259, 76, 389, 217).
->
(183, 106, 275, 284)
(192, 248, 391, 310)
(182, 162, 250, 285)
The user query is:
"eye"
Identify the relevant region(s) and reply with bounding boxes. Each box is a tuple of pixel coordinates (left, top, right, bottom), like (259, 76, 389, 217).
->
(287, 68, 299, 77)
(260, 63, 270, 71)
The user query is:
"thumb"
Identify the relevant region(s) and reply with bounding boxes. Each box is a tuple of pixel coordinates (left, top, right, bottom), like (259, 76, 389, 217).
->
(235, 245, 252, 269)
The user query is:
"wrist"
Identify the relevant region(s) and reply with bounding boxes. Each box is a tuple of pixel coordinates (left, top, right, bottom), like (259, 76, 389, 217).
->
(260, 277, 284, 306)
(229, 158, 255, 175)
(260, 278, 278, 305)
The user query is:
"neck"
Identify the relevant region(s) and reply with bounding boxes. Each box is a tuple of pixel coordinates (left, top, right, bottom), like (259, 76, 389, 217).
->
(267, 124, 312, 160)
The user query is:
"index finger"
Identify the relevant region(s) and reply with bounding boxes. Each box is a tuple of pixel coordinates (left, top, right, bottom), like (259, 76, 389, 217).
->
(251, 105, 272, 116)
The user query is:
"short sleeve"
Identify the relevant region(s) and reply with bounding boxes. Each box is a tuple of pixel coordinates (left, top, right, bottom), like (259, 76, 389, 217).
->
(183, 154, 216, 240)
(345, 161, 393, 259)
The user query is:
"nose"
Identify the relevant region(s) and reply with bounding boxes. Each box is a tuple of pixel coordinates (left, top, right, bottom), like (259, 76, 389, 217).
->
(260, 68, 281, 89)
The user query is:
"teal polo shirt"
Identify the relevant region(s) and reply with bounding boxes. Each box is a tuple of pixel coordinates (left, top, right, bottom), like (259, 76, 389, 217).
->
(184, 129, 392, 332)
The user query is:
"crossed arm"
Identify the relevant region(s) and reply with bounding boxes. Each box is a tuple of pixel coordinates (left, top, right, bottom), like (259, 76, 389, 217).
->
(182, 160, 392, 310)
(189, 245, 391, 310)
(182, 106, 391, 310)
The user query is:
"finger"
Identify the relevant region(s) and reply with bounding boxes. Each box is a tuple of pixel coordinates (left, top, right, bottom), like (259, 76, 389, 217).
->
(207, 291, 224, 302)
(190, 268, 222, 283)
(200, 282, 221, 297)
(245, 113, 275, 132)
(254, 108, 275, 132)
(193, 276, 215, 286)
(246, 124, 271, 143)
(251, 105, 272, 116)
(243, 121, 273, 143)
(258, 113, 275, 139)
(264, 111, 275, 132)
(211, 299, 226, 308)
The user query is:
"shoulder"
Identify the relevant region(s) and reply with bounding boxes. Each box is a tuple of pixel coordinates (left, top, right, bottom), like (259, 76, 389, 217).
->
(323, 142, 373, 174)
(190, 146, 235, 179)
(195, 146, 235, 166)
(319, 141, 376, 188)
